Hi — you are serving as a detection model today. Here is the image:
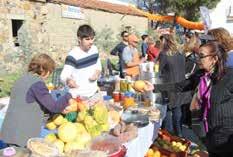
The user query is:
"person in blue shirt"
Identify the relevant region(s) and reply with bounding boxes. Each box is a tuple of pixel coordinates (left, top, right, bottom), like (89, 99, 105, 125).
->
(141, 34, 148, 58)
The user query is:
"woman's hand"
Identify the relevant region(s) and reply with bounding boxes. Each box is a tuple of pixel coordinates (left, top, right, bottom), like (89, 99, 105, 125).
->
(62, 99, 78, 114)
(143, 81, 154, 92)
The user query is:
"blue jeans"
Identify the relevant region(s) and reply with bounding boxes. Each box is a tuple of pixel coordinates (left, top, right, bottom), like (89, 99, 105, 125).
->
(162, 106, 182, 137)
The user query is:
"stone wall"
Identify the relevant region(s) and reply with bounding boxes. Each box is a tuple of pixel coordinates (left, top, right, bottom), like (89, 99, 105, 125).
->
(0, 0, 148, 74)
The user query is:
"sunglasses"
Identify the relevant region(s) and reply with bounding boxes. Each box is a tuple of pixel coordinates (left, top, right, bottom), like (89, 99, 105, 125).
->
(195, 53, 216, 60)
(123, 35, 129, 37)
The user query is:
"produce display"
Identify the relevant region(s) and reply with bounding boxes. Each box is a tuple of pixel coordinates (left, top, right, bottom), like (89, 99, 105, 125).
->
(145, 130, 191, 157)
(155, 137, 187, 152)
(34, 77, 166, 157)
(44, 100, 111, 154)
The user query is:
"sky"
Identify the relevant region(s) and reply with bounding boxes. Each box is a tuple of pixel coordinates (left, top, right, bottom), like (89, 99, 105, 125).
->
(118, 0, 136, 4)
(100, 0, 137, 5)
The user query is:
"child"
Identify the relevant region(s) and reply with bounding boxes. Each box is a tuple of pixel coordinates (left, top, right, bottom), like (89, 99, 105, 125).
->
(1, 54, 73, 147)
(60, 24, 102, 98)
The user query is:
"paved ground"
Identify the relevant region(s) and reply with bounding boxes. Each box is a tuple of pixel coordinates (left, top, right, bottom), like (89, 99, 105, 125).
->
(182, 125, 207, 151)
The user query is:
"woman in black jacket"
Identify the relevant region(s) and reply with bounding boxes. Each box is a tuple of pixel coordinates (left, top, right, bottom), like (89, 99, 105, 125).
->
(144, 41, 233, 157)
(158, 34, 186, 137)
(194, 42, 233, 157)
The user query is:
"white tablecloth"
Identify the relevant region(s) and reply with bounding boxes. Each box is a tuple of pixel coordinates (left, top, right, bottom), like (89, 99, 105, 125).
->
(124, 122, 160, 157)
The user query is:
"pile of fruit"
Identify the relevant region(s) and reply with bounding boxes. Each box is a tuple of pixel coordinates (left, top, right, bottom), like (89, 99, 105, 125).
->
(145, 130, 190, 157)
(154, 137, 187, 152)
(145, 148, 162, 157)
(44, 100, 112, 154)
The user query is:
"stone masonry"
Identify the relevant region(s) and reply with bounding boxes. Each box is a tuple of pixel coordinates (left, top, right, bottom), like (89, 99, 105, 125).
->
(0, 0, 148, 74)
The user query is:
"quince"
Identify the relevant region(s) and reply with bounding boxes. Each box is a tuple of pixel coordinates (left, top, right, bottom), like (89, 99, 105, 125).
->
(146, 148, 154, 157)
(58, 122, 78, 143)
(153, 150, 161, 157)
(46, 121, 56, 130)
(53, 114, 64, 126)
(44, 133, 57, 143)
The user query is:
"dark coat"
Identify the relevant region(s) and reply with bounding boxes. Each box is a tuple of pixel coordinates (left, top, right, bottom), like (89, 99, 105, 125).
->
(155, 68, 233, 153)
(159, 52, 186, 108)
(206, 68, 233, 153)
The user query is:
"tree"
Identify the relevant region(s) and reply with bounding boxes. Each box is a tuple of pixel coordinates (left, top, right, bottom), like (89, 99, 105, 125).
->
(137, 0, 220, 21)
(170, 0, 220, 21)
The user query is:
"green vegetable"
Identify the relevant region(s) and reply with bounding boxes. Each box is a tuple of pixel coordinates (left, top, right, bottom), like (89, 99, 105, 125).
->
(65, 112, 78, 122)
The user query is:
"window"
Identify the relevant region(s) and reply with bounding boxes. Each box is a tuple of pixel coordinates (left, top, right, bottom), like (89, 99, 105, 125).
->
(11, 19, 24, 46)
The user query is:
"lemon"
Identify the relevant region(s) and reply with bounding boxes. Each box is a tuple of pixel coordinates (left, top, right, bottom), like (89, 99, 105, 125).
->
(46, 121, 56, 130)
(44, 133, 57, 143)
(58, 122, 78, 143)
(53, 114, 64, 126)
(146, 148, 154, 157)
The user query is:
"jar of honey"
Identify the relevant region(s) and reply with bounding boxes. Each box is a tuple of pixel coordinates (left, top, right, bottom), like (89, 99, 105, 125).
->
(123, 92, 135, 109)
(120, 79, 128, 92)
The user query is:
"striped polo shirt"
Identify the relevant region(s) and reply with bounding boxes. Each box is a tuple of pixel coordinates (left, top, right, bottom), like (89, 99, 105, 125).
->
(60, 45, 101, 97)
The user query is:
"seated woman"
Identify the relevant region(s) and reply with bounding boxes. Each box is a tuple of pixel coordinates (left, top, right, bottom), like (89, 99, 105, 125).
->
(0, 54, 74, 147)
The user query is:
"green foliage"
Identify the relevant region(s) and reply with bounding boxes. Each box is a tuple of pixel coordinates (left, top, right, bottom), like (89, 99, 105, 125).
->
(146, 27, 160, 41)
(65, 112, 78, 122)
(95, 26, 118, 54)
(139, 0, 220, 21)
(0, 72, 21, 98)
(171, 0, 220, 21)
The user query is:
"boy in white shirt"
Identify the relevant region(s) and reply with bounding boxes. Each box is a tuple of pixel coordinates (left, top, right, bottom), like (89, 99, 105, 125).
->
(60, 24, 101, 98)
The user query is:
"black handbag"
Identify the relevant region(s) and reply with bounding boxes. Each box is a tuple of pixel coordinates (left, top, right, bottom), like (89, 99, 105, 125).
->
(191, 109, 206, 138)
(190, 91, 207, 138)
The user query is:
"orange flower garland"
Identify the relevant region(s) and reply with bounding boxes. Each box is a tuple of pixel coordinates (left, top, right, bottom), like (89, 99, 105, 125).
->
(132, 6, 204, 30)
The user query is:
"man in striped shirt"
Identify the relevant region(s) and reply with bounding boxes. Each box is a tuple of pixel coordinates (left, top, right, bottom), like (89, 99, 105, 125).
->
(60, 24, 101, 98)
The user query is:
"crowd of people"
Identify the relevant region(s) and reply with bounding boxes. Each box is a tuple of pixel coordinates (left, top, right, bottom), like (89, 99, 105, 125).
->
(111, 27, 233, 157)
(1, 23, 233, 157)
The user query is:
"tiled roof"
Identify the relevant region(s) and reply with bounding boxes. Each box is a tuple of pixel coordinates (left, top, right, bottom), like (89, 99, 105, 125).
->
(50, 0, 145, 17)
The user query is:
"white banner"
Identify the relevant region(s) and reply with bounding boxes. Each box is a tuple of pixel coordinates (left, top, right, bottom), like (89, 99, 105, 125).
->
(61, 5, 85, 20)
(200, 6, 211, 32)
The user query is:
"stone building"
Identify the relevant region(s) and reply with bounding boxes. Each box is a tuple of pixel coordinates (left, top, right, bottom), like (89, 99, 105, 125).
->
(0, 0, 148, 73)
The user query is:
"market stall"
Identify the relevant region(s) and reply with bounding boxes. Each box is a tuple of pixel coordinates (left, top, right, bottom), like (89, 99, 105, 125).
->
(0, 61, 195, 157)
